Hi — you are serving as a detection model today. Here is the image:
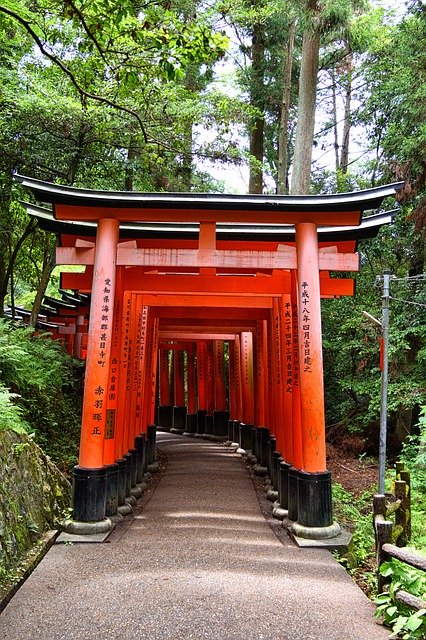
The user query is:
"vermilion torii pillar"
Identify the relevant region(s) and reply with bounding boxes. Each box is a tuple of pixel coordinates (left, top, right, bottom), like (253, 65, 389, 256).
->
(16, 174, 402, 538)
(292, 223, 340, 538)
(72, 218, 119, 531)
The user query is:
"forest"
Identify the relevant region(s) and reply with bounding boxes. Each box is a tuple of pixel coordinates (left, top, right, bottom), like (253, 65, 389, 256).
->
(0, 0, 425, 634)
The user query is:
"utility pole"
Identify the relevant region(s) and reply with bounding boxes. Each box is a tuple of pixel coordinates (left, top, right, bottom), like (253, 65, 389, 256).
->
(379, 270, 391, 494)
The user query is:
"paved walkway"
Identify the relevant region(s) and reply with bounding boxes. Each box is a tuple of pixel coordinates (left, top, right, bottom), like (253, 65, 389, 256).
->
(0, 433, 388, 640)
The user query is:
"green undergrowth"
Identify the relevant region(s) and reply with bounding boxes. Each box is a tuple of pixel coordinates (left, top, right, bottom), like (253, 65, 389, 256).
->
(334, 408, 426, 639)
(332, 482, 378, 596)
(374, 410, 426, 639)
(0, 319, 83, 475)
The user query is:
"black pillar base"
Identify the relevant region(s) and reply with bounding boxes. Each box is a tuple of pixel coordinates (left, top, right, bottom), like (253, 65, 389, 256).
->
(123, 453, 133, 497)
(105, 463, 119, 517)
(287, 466, 299, 522)
(213, 410, 229, 437)
(157, 405, 173, 431)
(185, 413, 198, 435)
(239, 422, 254, 451)
(134, 435, 146, 484)
(267, 437, 276, 479)
(128, 448, 138, 488)
(272, 451, 282, 491)
(204, 413, 214, 435)
(259, 427, 270, 468)
(171, 406, 187, 434)
(227, 420, 234, 441)
(297, 470, 333, 528)
(196, 409, 207, 435)
(146, 424, 157, 465)
(279, 461, 290, 509)
(231, 420, 240, 445)
(116, 458, 127, 505)
(72, 465, 107, 522)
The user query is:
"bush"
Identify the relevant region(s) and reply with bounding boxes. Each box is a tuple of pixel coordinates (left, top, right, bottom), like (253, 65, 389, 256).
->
(0, 319, 83, 474)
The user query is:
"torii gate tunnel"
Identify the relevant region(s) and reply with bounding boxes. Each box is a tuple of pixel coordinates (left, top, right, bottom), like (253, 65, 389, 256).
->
(17, 175, 402, 540)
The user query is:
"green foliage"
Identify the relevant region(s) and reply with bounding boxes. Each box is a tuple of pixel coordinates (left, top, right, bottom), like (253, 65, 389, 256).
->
(0, 387, 30, 433)
(332, 483, 376, 579)
(399, 407, 426, 548)
(0, 319, 83, 473)
(322, 208, 425, 447)
(375, 560, 426, 639)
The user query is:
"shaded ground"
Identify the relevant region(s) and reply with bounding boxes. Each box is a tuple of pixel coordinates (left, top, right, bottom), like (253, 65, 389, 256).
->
(0, 433, 388, 640)
(327, 443, 379, 496)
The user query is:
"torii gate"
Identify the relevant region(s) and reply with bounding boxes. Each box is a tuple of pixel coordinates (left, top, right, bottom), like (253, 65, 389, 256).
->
(17, 175, 402, 540)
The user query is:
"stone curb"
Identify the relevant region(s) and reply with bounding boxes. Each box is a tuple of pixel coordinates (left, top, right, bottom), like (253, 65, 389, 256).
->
(0, 529, 59, 614)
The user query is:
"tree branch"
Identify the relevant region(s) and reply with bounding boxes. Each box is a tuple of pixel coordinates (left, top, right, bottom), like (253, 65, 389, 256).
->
(0, 4, 149, 143)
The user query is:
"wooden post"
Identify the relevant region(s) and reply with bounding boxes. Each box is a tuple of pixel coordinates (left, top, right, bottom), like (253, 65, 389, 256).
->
(240, 331, 255, 425)
(281, 294, 293, 464)
(213, 340, 228, 436)
(270, 300, 284, 458)
(395, 479, 409, 547)
(293, 222, 334, 533)
(73, 217, 119, 525)
(255, 321, 266, 428)
(376, 520, 393, 593)
(291, 270, 303, 469)
(213, 340, 227, 412)
(196, 341, 208, 434)
(296, 222, 327, 473)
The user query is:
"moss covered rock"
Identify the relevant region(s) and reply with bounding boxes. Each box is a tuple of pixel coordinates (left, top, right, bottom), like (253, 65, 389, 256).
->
(0, 430, 71, 573)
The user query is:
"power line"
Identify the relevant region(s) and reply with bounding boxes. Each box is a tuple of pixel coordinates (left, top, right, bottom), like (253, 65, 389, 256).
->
(391, 274, 426, 282)
(389, 296, 426, 309)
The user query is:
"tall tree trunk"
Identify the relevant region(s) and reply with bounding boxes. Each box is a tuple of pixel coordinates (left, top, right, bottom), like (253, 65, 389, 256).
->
(29, 237, 57, 328)
(277, 18, 296, 194)
(1, 218, 37, 313)
(331, 67, 340, 172)
(290, 1, 321, 195)
(339, 50, 353, 175)
(249, 21, 265, 194)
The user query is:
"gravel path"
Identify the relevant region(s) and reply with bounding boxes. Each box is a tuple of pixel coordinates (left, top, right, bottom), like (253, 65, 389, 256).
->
(0, 432, 389, 639)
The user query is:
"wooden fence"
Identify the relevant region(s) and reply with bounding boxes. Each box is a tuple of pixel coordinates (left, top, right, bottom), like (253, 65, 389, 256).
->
(373, 463, 426, 610)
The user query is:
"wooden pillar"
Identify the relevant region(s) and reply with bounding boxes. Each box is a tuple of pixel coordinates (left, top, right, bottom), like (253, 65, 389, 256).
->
(173, 348, 186, 407)
(187, 343, 197, 415)
(185, 342, 198, 434)
(233, 333, 243, 424)
(213, 340, 227, 411)
(294, 222, 336, 534)
(205, 341, 215, 435)
(196, 341, 208, 434)
(228, 341, 237, 421)
(102, 267, 123, 518)
(159, 348, 171, 406)
(270, 299, 284, 457)
(213, 340, 228, 436)
(281, 294, 293, 464)
(123, 293, 137, 455)
(254, 322, 265, 428)
(240, 332, 254, 425)
(172, 346, 187, 434)
(296, 223, 326, 472)
(73, 217, 119, 525)
(158, 347, 173, 430)
(146, 317, 159, 427)
(291, 270, 303, 470)
(103, 267, 123, 467)
(115, 291, 132, 462)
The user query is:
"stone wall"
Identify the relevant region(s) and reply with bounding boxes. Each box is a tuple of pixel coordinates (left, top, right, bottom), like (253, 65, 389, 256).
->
(0, 430, 71, 572)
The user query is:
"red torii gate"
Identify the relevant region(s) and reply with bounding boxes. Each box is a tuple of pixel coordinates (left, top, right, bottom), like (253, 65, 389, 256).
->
(17, 175, 401, 540)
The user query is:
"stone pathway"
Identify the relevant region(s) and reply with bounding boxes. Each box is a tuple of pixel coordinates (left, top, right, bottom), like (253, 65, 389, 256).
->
(0, 433, 389, 639)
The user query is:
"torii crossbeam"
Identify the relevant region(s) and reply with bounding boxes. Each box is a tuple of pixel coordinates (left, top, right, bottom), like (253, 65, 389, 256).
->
(16, 175, 402, 541)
